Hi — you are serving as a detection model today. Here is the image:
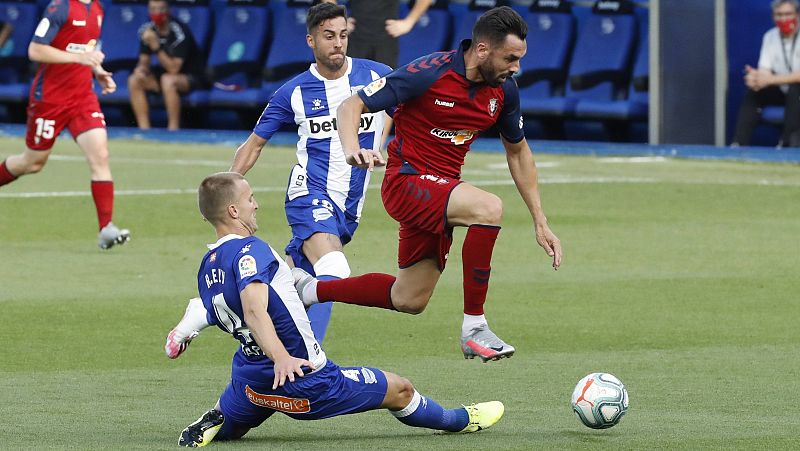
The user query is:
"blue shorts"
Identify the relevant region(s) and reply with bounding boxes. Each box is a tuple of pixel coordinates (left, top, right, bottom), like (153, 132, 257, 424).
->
(218, 360, 388, 429)
(284, 193, 359, 274)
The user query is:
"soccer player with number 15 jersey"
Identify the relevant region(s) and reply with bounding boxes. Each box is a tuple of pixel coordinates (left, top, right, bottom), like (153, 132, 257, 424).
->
(0, 0, 129, 249)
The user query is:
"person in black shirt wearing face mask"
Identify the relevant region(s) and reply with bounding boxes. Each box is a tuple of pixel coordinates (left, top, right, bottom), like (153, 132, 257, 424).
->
(128, 0, 205, 130)
(733, 0, 800, 147)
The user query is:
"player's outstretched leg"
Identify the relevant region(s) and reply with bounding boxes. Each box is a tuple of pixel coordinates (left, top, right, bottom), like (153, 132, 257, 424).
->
(165, 297, 210, 359)
(293, 267, 396, 310)
(390, 390, 505, 433)
(461, 325, 516, 362)
(179, 409, 224, 447)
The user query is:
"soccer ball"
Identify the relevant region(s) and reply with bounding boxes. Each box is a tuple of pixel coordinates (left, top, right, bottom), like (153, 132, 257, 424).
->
(571, 372, 629, 429)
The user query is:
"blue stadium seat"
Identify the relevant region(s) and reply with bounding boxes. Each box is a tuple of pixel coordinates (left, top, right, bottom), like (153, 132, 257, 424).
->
(206, 4, 270, 108)
(524, 0, 637, 120)
(172, 2, 213, 53)
(449, 0, 511, 50)
(0, 1, 39, 103)
(397, 8, 451, 66)
(516, 1, 575, 117)
(574, 3, 647, 121)
(261, 4, 311, 99)
(97, 1, 149, 104)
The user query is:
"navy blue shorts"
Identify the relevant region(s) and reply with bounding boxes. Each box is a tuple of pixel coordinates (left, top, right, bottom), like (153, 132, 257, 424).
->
(218, 360, 388, 429)
(284, 193, 359, 274)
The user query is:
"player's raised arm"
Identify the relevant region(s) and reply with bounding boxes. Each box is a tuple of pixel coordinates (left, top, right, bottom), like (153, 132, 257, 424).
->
(240, 282, 314, 389)
(231, 133, 268, 175)
(337, 94, 385, 170)
(502, 136, 562, 270)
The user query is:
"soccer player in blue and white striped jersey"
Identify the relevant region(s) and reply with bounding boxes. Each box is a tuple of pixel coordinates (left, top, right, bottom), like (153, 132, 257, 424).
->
(175, 172, 504, 447)
(165, 3, 392, 354)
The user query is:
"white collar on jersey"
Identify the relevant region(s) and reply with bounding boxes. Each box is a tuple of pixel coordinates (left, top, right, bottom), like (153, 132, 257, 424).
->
(207, 234, 246, 250)
(309, 56, 354, 82)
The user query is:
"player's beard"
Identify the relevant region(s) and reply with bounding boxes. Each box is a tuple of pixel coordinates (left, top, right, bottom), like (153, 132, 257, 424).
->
(478, 61, 510, 87)
(320, 52, 346, 73)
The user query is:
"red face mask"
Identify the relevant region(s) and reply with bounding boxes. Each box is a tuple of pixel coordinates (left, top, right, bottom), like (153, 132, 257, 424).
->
(150, 12, 168, 27)
(776, 17, 798, 36)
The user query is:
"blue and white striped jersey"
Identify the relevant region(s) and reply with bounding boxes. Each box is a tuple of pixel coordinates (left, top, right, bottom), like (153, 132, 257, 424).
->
(197, 234, 327, 385)
(253, 57, 392, 221)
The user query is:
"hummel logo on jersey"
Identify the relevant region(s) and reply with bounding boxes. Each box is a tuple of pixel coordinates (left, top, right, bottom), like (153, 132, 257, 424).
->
(435, 99, 454, 108)
(308, 115, 375, 135)
(72, 20, 86, 26)
(311, 99, 326, 111)
(430, 128, 475, 145)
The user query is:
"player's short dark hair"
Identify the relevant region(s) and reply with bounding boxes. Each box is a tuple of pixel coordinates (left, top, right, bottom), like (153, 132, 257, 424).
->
(306, 2, 347, 34)
(198, 172, 245, 225)
(472, 6, 528, 46)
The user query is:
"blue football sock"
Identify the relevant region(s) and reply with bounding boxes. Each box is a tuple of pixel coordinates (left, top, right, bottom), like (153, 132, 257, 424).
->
(391, 391, 469, 432)
(306, 275, 338, 344)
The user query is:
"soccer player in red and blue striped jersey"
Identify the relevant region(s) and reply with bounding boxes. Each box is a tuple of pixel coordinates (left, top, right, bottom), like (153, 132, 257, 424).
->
(295, 6, 563, 362)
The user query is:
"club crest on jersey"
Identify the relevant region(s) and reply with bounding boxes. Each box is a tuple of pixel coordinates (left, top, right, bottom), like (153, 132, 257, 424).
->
(238, 255, 257, 278)
(362, 77, 386, 97)
(311, 98, 326, 111)
(488, 98, 498, 117)
(430, 128, 475, 145)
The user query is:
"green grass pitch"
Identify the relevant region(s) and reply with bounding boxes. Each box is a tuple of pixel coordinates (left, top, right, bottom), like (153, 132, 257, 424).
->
(1, 136, 799, 450)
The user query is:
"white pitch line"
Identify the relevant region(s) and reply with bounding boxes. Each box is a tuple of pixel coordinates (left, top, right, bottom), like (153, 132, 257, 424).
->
(597, 156, 668, 163)
(0, 177, 656, 199)
(49, 155, 231, 167)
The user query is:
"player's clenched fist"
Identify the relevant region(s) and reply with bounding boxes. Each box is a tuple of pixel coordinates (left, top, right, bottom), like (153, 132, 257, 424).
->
(345, 148, 386, 171)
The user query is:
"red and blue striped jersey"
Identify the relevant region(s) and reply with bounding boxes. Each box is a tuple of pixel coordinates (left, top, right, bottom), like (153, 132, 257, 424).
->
(30, 0, 103, 103)
(359, 40, 525, 179)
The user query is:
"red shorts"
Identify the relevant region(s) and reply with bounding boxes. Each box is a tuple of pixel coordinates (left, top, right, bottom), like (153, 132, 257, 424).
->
(25, 97, 106, 151)
(381, 172, 462, 271)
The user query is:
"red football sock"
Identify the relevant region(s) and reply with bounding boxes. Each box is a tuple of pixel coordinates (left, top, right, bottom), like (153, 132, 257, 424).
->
(317, 273, 396, 310)
(91, 180, 114, 230)
(0, 160, 18, 186)
(462, 225, 500, 315)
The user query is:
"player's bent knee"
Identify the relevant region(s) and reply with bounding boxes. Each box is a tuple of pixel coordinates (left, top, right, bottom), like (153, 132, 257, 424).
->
(391, 296, 430, 315)
(382, 372, 415, 410)
(474, 194, 503, 225)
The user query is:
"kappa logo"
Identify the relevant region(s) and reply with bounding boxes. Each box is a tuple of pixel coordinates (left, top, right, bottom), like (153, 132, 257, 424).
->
(430, 128, 475, 145)
(245, 386, 311, 413)
(240, 244, 251, 254)
(209, 252, 217, 262)
(311, 98, 326, 111)
(488, 98, 498, 116)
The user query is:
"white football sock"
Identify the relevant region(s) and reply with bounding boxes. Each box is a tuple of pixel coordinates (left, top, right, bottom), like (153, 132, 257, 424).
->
(462, 314, 487, 336)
